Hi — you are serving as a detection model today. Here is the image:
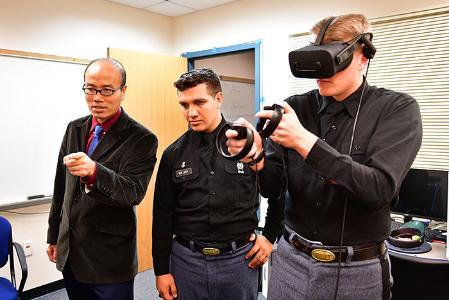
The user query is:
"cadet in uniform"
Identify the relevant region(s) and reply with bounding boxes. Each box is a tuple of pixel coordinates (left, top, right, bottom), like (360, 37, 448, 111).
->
(227, 14, 422, 299)
(152, 68, 283, 300)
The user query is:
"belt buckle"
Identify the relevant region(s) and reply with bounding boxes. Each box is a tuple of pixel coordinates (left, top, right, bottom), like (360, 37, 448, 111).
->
(202, 247, 220, 256)
(311, 248, 336, 262)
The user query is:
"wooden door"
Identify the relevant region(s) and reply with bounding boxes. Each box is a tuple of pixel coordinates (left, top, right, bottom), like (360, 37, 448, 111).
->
(108, 48, 187, 271)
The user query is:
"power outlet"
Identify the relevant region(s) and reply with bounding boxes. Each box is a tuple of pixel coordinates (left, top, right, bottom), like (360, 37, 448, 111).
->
(22, 240, 32, 256)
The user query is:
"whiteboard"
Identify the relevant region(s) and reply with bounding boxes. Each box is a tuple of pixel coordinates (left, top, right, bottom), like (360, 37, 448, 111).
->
(220, 80, 256, 125)
(0, 56, 89, 205)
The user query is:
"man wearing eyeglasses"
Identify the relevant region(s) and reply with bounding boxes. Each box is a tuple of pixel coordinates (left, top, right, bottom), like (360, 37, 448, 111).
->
(46, 58, 158, 300)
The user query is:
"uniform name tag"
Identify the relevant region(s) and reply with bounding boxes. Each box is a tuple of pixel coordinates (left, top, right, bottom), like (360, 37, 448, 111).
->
(175, 168, 192, 178)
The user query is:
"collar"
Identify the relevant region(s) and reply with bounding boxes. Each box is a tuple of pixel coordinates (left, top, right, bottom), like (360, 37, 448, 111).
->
(318, 78, 369, 118)
(90, 107, 122, 133)
(192, 115, 226, 148)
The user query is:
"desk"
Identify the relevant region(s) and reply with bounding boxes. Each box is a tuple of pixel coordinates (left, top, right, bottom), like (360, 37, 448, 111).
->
(389, 242, 449, 299)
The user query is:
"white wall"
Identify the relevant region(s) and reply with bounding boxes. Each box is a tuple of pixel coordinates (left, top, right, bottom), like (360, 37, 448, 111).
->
(173, 0, 449, 104)
(0, 0, 173, 291)
(0, 0, 174, 59)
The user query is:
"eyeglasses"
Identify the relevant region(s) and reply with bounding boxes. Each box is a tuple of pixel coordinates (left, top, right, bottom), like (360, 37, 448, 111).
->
(82, 86, 122, 96)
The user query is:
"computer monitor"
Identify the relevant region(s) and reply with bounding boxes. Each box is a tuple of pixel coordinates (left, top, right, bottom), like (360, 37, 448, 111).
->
(392, 168, 448, 221)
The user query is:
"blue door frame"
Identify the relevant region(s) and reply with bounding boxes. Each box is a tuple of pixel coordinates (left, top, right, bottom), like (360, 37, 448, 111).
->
(181, 41, 262, 112)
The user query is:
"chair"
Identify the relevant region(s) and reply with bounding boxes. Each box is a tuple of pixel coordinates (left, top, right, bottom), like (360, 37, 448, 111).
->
(0, 216, 28, 300)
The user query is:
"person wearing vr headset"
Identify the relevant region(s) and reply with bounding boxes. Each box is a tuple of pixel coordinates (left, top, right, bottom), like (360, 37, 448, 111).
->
(226, 14, 422, 299)
(152, 68, 284, 300)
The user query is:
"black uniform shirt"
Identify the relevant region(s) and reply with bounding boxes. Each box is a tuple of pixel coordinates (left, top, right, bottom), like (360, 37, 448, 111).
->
(152, 118, 282, 276)
(259, 81, 422, 246)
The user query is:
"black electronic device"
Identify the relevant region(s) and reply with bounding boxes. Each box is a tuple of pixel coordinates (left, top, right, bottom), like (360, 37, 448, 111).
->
(393, 168, 448, 222)
(255, 104, 285, 138)
(215, 104, 284, 161)
(425, 228, 446, 242)
(288, 17, 376, 79)
(215, 123, 254, 161)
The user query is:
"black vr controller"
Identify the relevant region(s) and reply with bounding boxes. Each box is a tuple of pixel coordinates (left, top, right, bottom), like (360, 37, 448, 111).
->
(216, 104, 284, 161)
(256, 104, 285, 138)
(215, 123, 254, 161)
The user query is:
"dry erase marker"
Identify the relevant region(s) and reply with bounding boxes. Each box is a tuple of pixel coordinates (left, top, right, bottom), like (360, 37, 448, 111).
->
(27, 194, 45, 200)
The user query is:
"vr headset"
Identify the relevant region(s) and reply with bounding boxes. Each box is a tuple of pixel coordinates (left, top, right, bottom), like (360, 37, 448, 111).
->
(289, 17, 376, 79)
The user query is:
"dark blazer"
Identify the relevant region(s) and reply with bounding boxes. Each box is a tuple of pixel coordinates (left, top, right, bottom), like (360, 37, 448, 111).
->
(47, 109, 158, 284)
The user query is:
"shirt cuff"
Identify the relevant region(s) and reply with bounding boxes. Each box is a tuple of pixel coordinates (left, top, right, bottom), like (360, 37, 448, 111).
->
(80, 163, 97, 186)
(153, 257, 170, 276)
(305, 138, 335, 172)
(261, 231, 277, 244)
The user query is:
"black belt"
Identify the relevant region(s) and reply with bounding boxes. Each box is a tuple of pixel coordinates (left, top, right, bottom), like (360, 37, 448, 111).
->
(175, 234, 250, 256)
(283, 232, 386, 263)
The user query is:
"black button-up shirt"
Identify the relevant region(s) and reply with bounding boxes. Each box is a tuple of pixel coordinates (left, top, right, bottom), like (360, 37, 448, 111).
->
(260, 81, 422, 246)
(152, 118, 283, 276)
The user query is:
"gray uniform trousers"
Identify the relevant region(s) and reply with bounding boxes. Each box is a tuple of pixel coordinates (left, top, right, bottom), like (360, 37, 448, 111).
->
(171, 240, 259, 300)
(268, 234, 393, 300)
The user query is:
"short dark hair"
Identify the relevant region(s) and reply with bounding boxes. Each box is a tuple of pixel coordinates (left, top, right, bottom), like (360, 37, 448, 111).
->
(174, 68, 222, 96)
(84, 58, 127, 87)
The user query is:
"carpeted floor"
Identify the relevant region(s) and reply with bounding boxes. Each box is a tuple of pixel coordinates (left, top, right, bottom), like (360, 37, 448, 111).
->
(33, 268, 266, 299)
(33, 269, 160, 300)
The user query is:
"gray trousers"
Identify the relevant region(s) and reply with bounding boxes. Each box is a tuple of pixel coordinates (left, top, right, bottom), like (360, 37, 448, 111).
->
(171, 240, 259, 300)
(268, 235, 393, 300)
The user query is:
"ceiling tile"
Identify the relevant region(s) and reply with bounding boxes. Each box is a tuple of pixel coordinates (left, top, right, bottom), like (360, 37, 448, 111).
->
(169, 0, 237, 10)
(144, 1, 195, 17)
(104, 0, 239, 17)
(107, 0, 163, 9)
